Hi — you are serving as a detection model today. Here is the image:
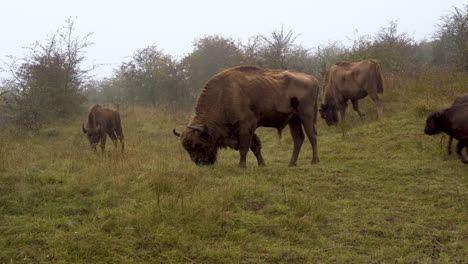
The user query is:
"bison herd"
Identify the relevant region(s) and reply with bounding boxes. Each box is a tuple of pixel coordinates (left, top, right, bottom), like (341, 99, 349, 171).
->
(82, 60, 468, 165)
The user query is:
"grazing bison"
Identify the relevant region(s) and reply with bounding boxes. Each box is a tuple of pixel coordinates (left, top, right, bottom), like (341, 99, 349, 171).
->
(424, 102, 468, 164)
(173, 65, 320, 168)
(447, 94, 468, 154)
(319, 59, 384, 125)
(82, 105, 125, 152)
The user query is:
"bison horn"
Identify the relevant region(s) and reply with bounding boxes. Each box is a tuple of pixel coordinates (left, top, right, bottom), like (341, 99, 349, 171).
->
(82, 124, 88, 134)
(173, 128, 181, 137)
(187, 125, 209, 134)
(187, 125, 204, 133)
(96, 124, 101, 131)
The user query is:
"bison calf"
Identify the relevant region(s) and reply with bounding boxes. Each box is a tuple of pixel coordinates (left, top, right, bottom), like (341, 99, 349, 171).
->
(424, 102, 468, 164)
(82, 105, 125, 152)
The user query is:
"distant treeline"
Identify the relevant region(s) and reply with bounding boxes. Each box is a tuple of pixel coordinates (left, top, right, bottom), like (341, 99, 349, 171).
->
(0, 5, 466, 130)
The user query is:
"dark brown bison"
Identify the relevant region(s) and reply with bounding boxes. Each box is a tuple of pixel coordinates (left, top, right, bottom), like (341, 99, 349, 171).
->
(82, 105, 125, 152)
(173, 65, 320, 168)
(319, 59, 384, 125)
(447, 94, 468, 154)
(424, 102, 468, 164)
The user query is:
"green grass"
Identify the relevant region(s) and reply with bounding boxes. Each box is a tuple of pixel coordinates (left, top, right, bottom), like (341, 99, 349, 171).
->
(0, 72, 467, 263)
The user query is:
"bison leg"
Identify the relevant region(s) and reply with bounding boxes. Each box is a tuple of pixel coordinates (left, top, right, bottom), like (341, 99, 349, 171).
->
(288, 115, 304, 167)
(299, 113, 319, 165)
(447, 137, 453, 155)
(338, 100, 348, 137)
(339, 102, 347, 123)
(119, 137, 125, 153)
(115, 127, 125, 153)
(109, 133, 118, 149)
(100, 136, 107, 153)
(250, 133, 265, 166)
(351, 99, 365, 119)
(370, 93, 383, 120)
(455, 141, 468, 164)
(238, 126, 253, 168)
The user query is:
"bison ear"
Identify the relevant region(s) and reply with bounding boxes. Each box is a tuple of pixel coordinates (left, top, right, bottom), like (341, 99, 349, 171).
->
(429, 112, 441, 121)
(82, 124, 87, 134)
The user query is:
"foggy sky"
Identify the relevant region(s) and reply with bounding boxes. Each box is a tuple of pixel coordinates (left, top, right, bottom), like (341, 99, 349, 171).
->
(0, 0, 465, 79)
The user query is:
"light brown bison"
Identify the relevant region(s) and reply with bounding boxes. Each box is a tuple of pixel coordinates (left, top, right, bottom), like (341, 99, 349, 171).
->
(447, 94, 468, 155)
(173, 65, 320, 168)
(424, 102, 468, 164)
(319, 59, 384, 125)
(82, 105, 125, 152)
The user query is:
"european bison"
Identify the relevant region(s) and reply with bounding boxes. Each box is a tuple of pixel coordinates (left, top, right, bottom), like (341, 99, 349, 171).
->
(82, 105, 125, 152)
(424, 102, 468, 164)
(447, 94, 468, 154)
(319, 59, 384, 125)
(173, 65, 320, 168)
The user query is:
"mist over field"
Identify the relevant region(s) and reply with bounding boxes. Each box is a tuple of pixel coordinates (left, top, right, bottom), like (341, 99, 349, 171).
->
(0, 1, 467, 263)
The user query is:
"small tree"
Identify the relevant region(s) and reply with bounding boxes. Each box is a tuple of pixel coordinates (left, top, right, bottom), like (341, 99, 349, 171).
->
(372, 20, 416, 72)
(312, 41, 347, 78)
(182, 35, 243, 97)
(433, 4, 468, 71)
(131, 45, 183, 106)
(259, 26, 300, 69)
(2, 18, 93, 130)
(240, 35, 264, 66)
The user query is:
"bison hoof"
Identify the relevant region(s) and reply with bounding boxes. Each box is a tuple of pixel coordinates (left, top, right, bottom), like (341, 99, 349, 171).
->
(238, 163, 247, 168)
(288, 162, 297, 167)
(311, 159, 320, 165)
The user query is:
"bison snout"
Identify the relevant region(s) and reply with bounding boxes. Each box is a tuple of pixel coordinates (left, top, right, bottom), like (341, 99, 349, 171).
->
(195, 160, 216, 166)
(424, 128, 438, 135)
(192, 156, 216, 166)
(90, 143, 98, 151)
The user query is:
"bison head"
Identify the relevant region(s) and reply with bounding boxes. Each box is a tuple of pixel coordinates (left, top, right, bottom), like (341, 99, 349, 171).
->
(173, 125, 218, 165)
(319, 102, 338, 126)
(82, 124, 102, 150)
(424, 112, 441, 135)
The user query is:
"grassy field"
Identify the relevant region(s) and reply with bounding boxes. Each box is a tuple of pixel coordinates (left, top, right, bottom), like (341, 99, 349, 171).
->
(0, 70, 467, 263)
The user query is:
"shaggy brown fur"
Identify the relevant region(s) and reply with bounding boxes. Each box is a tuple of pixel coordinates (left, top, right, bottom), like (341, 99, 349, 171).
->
(82, 105, 124, 152)
(446, 94, 468, 155)
(320, 59, 384, 125)
(173, 65, 320, 168)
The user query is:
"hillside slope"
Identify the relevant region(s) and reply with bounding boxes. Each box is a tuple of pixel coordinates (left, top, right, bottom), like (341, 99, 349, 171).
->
(0, 73, 466, 263)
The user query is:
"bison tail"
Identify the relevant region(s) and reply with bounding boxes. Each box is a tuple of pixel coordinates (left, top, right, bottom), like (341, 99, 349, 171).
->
(115, 111, 124, 138)
(374, 62, 384, 94)
(321, 69, 332, 100)
(277, 129, 283, 139)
